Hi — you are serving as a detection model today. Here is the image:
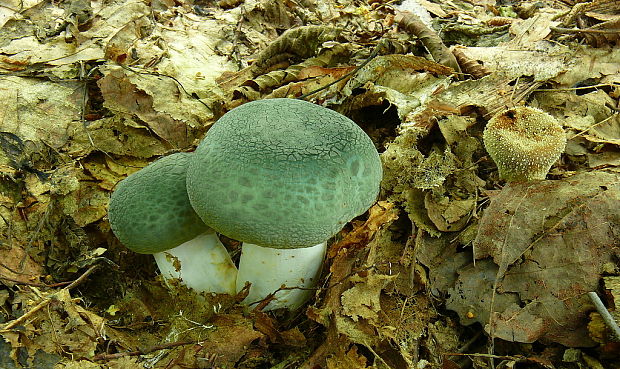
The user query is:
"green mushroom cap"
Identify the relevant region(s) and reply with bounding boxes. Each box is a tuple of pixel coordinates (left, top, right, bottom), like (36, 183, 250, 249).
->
(187, 98, 382, 249)
(108, 152, 209, 254)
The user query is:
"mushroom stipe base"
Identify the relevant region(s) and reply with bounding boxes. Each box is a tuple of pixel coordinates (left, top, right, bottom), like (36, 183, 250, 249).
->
(236, 242, 327, 311)
(154, 231, 237, 295)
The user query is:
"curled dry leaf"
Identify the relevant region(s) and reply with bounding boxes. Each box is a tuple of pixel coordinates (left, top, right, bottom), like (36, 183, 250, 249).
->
(328, 201, 399, 257)
(253, 26, 344, 72)
(395, 11, 460, 72)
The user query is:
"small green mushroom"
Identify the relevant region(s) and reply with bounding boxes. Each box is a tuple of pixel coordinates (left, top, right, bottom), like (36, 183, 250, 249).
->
(483, 106, 566, 182)
(187, 98, 382, 310)
(108, 152, 237, 294)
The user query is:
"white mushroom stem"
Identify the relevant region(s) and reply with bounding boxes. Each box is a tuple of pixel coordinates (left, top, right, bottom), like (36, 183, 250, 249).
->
(154, 231, 237, 295)
(236, 242, 327, 311)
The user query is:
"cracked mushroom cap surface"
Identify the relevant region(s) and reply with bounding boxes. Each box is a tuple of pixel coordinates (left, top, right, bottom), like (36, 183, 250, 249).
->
(483, 106, 566, 182)
(187, 98, 382, 249)
(108, 152, 209, 254)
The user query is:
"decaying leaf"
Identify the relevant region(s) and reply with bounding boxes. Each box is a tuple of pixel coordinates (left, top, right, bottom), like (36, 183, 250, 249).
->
(341, 54, 452, 122)
(234, 47, 354, 101)
(424, 192, 475, 232)
(447, 171, 620, 346)
(2, 0, 620, 367)
(253, 26, 344, 71)
(98, 67, 197, 148)
(395, 10, 460, 72)
(0, 77, 82, 149)
(0, 289, 125, 363)
(588, 276, 620, 345)
(197, 314, 264, 368)
(325, 345, 368, 369)
(329, 201, 399, 257)
(0, 244, 44, 287)
(341, 273, 396, 323)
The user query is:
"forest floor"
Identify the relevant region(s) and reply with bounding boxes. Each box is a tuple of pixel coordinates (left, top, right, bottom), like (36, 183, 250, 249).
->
(0, 0, 619, 368)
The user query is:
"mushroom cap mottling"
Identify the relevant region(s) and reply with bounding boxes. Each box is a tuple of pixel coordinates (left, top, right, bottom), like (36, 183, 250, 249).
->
(187, 98, 382, 249)
(483, 106, 566, 182)
(108, 153, 209, 254)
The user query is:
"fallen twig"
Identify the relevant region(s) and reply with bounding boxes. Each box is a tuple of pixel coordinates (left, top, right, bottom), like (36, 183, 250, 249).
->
(296, 40, 385, 100)
(0, 275, 72, 288)
(0, 265, 99, 332)
(92, 340, 197, 360)
(551, 26, 620, 35)
(588, 291, 620, 341)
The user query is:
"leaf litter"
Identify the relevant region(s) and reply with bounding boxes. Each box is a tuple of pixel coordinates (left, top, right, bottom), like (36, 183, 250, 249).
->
(0, 0, 619, 368)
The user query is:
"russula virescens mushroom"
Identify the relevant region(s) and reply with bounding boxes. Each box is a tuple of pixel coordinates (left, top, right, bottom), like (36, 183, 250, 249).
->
(483, 106, 566, 182)
(187, 98, 382, 310)
(108, 152, 237, 294)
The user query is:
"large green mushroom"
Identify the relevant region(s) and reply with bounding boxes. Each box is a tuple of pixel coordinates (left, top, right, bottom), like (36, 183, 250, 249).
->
(187, 98, 382, 310)
(108, 152, 237, 294)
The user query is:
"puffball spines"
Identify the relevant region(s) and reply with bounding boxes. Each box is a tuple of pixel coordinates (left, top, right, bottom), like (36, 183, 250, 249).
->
(108, 152, 209, 254)
(187, 98, 382, 249)
(483, 106, 566, 182)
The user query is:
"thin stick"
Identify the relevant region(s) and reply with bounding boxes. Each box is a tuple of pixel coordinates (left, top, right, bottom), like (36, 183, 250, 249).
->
(296, 40, 386, 100)
(0, 276, 71, 288)
(551, 26, 620, 34)
(64, 265, 99, 289)
(0, 265, 99, 332)
(588, 291, 620, 341)
(444, 352, 522, 360)
(569, 113, 618, 140)
(92, 340, 196, 360)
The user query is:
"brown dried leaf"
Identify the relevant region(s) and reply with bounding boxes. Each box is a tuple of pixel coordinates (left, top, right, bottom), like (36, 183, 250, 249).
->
(424, 192, 475, 232)
(430, 73, 541, 119)
(0, 78, 81, 149)
(325, 345, 368, 369)
(198, 313, 264, 367)
(83, 159, 138, 192)
(415, 229, 473, 292)
(448, 171, 620, 346)
(346, 54, 452, 95)
(395, 11, 460, 72)
(334, 314, 379, 347)
(0, 244, 44, 287)
(329, 201, 398, 257)
(588, 276, 620, 344)
(252, 311, 281, 343)
(56, 361, 103, 369)
(1, 289, 106, 361)
(280, 327, 307, 347)
(66, 117, 169, 158)
(474, 171, 619, 275)
(98, 68, 192, 148)
(452, 46, 490, 79)
(298, 65, 355, 80)
(582, 18, 620, 47)
(340, 54, 452, 122)
(59, 182, 110, 227)
(509, 12, 558, 46)
(106, 356, 142, 369)
(253, 26, 344, 71)
(341, 273, 396, 323)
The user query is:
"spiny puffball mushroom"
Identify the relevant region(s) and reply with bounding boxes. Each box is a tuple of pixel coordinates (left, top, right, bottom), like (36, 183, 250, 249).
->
(108, 152, 237, 294)
(483, 106, 566, 182)
(187, 98, 382, 310)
